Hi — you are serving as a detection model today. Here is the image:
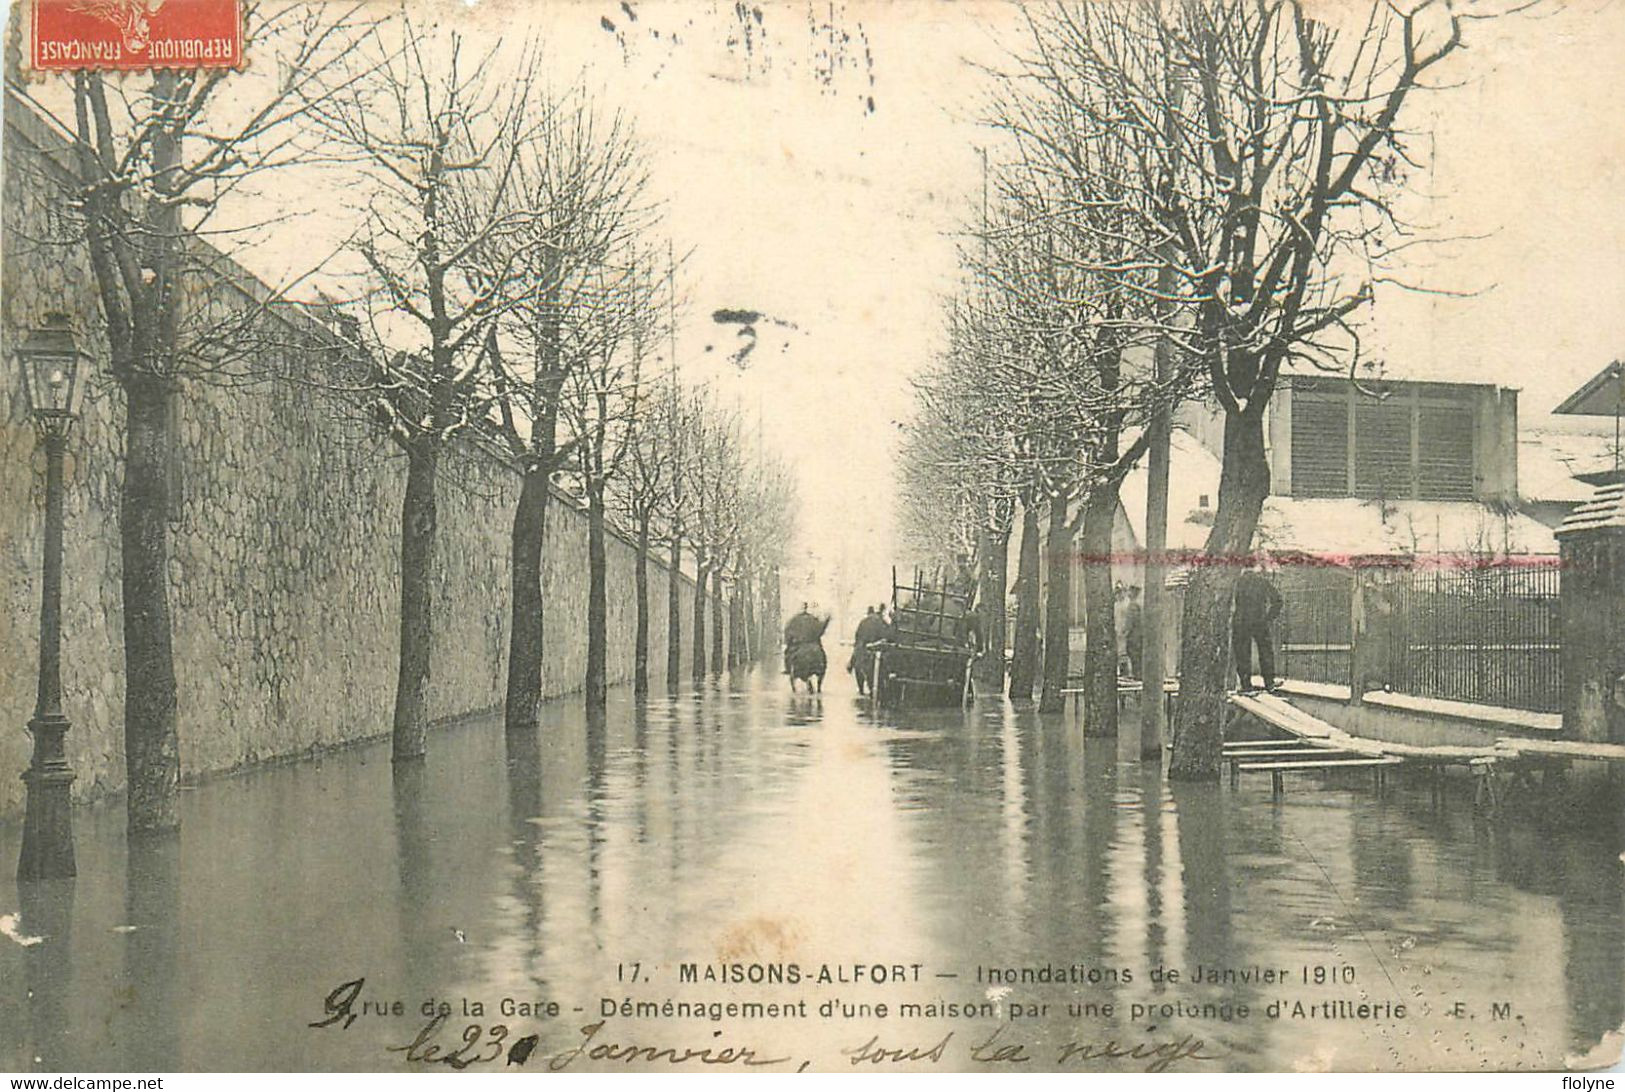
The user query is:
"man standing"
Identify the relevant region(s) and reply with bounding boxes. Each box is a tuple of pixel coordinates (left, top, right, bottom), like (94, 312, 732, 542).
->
(1233, 558, 1284, 693)
(1122, 585, 1144, 681)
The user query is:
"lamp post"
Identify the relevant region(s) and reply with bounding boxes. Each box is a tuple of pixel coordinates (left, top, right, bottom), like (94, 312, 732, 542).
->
(16, 313, 87, 882)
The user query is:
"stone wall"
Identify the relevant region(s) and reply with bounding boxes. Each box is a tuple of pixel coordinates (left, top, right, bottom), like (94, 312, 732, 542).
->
(1, 90, 719, 819)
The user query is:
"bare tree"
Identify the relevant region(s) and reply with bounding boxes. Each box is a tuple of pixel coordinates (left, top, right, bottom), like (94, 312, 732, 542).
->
(982, 29, 1193, 724)
(729, 450, 798, 667)
(682, 390, 743, 682)
(557, 255, 663, 708)
(703, 417, 746, 676)
(1130, 0, 1471, 779)
(904, 292, 1027, 694)
(745, 455, 798, 659)
(310, 24, 550, 761)
(973, 0, 1484, 770)
(616, 370, 680, 696)
(660, 266, 691, 689)
(480, 94, 652, 731)
(41, 2, 374, 833)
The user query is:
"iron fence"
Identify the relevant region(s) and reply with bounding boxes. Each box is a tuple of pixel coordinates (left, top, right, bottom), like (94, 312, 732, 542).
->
(1276, 566, 1354, 687)
(1383, 564, 1562, 714)
(1271, 561, 1562, 713)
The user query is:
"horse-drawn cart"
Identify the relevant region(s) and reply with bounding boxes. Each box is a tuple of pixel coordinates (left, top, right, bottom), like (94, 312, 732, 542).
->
(870, 566, 978, 709)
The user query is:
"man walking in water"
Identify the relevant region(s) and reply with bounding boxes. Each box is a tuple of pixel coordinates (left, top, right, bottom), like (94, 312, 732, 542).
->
(1233, 556, 1284, 693)
(849, 605, 885, 695)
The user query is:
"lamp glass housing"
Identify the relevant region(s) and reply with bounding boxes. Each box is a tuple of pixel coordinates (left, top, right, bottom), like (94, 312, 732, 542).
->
(16, 318, 86, 423)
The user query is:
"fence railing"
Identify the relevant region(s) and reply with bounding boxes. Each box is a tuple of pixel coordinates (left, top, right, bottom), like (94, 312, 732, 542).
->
(1273, 561, 1562, 714)
(1382, 565, 1562, 714)
(1277, 567, 1354, 687)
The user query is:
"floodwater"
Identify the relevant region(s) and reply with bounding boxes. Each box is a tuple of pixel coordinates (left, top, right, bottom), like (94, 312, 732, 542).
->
(1, 669, 1621, 1073)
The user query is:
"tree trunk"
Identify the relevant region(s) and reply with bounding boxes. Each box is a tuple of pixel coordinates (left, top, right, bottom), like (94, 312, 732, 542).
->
(666, 536, 682, 688)
(1169, 405, 1271, 781)
(709, 567, 725, 675)
(1078, 488, 1120, 737)
(763, 569, 780, 662)
(121, 375, 180, 835)
(504, 467, 549, 734)
(728, 591, 744, 668)
(634, 519, 650, 697)
(1039, 492, 1076, 716)
(585, 483, 608, 708)
(121, 76, 185, 835)
(742, 578, 757, 664)
(974, 526, 1009, 691)
(1008, 496, 1041, 701)
(393, 440, 438, 762)
(691, 559, 708, 684)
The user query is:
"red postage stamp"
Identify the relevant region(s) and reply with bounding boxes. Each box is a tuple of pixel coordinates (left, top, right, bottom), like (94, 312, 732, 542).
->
(30, 0, 243, 71)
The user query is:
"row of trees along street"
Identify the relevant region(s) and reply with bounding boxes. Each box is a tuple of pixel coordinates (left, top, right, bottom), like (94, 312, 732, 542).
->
(46, 9, 796, 835)
(899, 0, 1493, 779)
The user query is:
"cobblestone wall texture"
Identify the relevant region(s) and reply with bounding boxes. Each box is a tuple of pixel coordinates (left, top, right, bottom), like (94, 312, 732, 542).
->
(1, 94, 716, 818)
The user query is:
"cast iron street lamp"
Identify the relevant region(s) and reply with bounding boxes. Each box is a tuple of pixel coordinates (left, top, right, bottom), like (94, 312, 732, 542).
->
(16, 313, 87, 881)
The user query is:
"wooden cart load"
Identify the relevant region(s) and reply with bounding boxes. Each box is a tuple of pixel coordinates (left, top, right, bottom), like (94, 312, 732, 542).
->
(871, 565, 979, 709)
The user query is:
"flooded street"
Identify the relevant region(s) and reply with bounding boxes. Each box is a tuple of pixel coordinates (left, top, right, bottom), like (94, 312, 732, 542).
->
(2, 669, 1621, 1073)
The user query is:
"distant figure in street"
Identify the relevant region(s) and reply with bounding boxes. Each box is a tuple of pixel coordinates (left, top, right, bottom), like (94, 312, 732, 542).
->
(784, 607, 830, 693)
(1121, 585, 1144, 681)
(783, 603, 822, 674)
(1233, 558, 1284, 693)
(849, 605, 885, 695)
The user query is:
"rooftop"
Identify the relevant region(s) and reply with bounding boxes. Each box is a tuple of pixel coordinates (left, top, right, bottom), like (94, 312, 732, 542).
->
(1553, 360, 1625, 416)
(1254, 497, 1558, 558)
(1118, 427, 1560, 558)
(1557, 482, 1625, 537)
(1519, 418, 1623, 503)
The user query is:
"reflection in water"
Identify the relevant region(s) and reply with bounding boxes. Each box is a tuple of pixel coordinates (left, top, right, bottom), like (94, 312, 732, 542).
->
(1170, 782, 1232, 984)
(121, 837, 179, 1071)
(501, 725, 546, 991)
(16, 878, 73, 1071)
(391, 762, 436, 1014)
(0, 670, 1619, 1072)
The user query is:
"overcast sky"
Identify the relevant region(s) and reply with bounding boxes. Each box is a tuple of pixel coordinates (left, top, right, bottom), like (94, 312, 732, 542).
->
(556, 0, 1625, 612)
(33, 0, 1622, 618)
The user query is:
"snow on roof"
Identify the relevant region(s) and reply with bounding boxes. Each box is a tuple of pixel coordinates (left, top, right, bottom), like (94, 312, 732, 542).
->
(1115, 427, 1559, 558)
(1519, 421, 1621, 503)
(1254, 498, 1558, 558)
(1278, 365, 1516, 392)
(1118, 428, 1224, 552)
(1553, 487, 1625, 536)
(1558, 483, 1625, 536)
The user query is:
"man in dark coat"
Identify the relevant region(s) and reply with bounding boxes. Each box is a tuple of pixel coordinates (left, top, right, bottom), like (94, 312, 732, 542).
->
(849, 606, 885, 694)
(1233, 559, 1284, 693)
(783, 603, 822, 674)
(1122, 585, 1144, 681)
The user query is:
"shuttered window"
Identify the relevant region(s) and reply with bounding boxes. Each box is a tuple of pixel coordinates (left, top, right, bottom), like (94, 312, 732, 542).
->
(1417, 402, 1475, 500)
(1291, 392, 1349, 497)
(1289, 383, 1478, 501)
(1353, 398, 1412, 499)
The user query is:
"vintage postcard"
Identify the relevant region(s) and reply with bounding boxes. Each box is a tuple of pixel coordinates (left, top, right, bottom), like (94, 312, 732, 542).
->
(1, 0, 1623, 1076)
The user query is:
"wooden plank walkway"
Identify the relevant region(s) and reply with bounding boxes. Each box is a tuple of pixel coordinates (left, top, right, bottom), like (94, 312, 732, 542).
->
(1226, 690, 1625, 806)
(1494, 737, 1625, 762)
(1226, 692, 1484, 799)
(1058, 678, 1179, 719)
